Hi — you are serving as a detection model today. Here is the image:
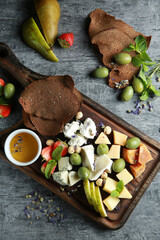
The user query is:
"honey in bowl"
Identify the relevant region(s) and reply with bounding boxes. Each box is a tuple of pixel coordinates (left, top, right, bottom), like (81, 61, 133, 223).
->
(10, 132, 39, 163)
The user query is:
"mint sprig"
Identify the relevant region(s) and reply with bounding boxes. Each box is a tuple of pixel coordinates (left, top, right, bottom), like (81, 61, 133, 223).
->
(45, 160, 57, 179)
(52, 146, 63, 161)
(111, 180, 124, 198)
(124, 35, 160, 101)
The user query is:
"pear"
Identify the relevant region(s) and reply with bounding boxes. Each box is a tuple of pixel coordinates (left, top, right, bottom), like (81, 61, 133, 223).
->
(22, 17, 58, 62)
(83, 180, 92, 206)
(34, 0, 60, 47)
(95, 186, 107, 217)
(90, 182, 99, 212)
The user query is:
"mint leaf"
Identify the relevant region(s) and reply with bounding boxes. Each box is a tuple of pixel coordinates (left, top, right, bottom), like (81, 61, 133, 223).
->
(132, 55, 143, 67)
(141, 52, 152, 62)
(140, 89, 150, 101)
(135, 35, 147, 52)
(0, 96, 10, 105)
(144, 61, 156, 66)
(116, 180, 124, 193)
(111, 190, 120, 198)
(149, 84, 160, 96)
(52, 146, 63, 161)
(123, 43, 136, 52)
(45, 160, 57, 179)
(142, 64, 149, 72)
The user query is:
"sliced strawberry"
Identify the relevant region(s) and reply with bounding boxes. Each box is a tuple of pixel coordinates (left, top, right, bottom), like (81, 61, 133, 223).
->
(58, 33, 74, 48)
(41, 161, 56, 174)
(0, 105, 11, 118)
(0, 79, 5, 87)
(53, 140, 68, 156)
(41, 145, 54, 161)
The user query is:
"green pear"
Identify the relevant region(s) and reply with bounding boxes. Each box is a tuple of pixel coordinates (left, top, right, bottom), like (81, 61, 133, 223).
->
(22, 17, 58, 62)
(95, 186, 107, 217)
(90, 182, 99, 212)
(34, 0, 61, 47)
(83, 180, 93, 206)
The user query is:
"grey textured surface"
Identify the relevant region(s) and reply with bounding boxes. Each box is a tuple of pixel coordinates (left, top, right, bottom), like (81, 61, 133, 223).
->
(0, 0, 160, 239)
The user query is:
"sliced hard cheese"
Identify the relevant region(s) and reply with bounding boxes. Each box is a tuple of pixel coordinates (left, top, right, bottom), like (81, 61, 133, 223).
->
(52, 171, 69, 186)
(103, 177, 117, 193)
(95, 132, 111, 144)
(107, 145, 121, 159)
(118, 187, 132, 199)
(89, 155, 113, 181)
(138, 144, 153, 164)
(130, 162, 145, 179)
(103, 195, 120, 211)
(113, 130, 128, 146)
(116, 168, 133, 185)
(68, 171, 81, 186)
(58, 157, 72, 171)
(81, 145, 95, 171)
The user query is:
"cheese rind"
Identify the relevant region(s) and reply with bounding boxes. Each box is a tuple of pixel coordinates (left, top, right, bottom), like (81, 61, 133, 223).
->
(118, 186, 132, 199)
(116, 168, 133, 185)
(103, 177, 117, 193)
(107, 145, 121, 159)
(113, 130, 128, 146)
(95, 132, 111, 144)
(103, 195, 120, 211)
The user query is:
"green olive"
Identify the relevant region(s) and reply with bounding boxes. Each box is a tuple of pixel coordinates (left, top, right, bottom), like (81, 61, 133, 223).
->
(70, 153, 82, 166)
(112, 158, 126, 173)
(121, 86, 134, 101)
(92, 67, 109, 78)
(132, 76, 144, 93)
(125, 137, 141, 149)
(4, 83, 15, 99)
(114, 53, 132, 65)
(78, 167, 90, 180)
(97, 144, 109, 156)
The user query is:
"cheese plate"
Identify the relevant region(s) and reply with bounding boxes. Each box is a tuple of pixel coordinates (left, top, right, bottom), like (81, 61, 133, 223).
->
(0, 42, 160, 229)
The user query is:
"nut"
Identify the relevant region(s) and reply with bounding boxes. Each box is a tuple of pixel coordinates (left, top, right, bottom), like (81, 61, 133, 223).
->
(46, 139, 54, 146)
(68, 146, 75, 154)
(104, 126, 112, 135)
(75, 146, 81, 153)
(76, 111, 83, 120)
(96, 178, 103, 187)
(101, 172, 108, 179)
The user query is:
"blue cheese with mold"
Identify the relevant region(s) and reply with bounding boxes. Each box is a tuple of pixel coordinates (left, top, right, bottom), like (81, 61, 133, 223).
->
(52, 171, 69, 186)
(58, 157, 72, 171)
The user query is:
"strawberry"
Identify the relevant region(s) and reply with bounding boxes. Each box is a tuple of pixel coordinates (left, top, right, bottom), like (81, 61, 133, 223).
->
(41, 161, 56, 174)
(58, 33, 74, 48)
(41, 145, 54, 161)
(53, 140, 68, 156)
(0, 78, 5, 96)
(0, 105, 11, 118)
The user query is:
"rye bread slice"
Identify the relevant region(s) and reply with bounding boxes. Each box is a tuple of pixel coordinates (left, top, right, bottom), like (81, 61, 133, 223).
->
(19, 75, 82, 122)
(89, 9, 142, 39)
(30, 115, 63, 136)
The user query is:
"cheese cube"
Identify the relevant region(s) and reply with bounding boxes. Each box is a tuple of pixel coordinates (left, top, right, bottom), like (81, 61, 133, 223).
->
(116, 168, 133, 185)
(103, 195, 120, 211)
(113, 130, 128, 146)
(103, 177, 117, 193)
(58, 157, 72, 171)
(52, 171, 69, 186)
(107, 145, 121, 159)
(68, 171, 81, 186)
(95, 132, 111, 144)
(118, 187, 132, 199)
(81, 145, 95, 171)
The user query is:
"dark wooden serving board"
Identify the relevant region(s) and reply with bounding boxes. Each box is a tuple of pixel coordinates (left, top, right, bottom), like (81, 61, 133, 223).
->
(0, 42, 160, 230)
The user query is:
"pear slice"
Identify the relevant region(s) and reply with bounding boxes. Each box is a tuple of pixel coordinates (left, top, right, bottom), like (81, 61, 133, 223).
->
(22, 18, 59, 62)
(83, 180, 92, 205)
(95, 186, 107, 217)
(90, 182, 99, 212)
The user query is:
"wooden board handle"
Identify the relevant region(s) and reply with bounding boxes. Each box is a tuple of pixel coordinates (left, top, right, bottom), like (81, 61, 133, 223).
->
(0, 42, 47, 87)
